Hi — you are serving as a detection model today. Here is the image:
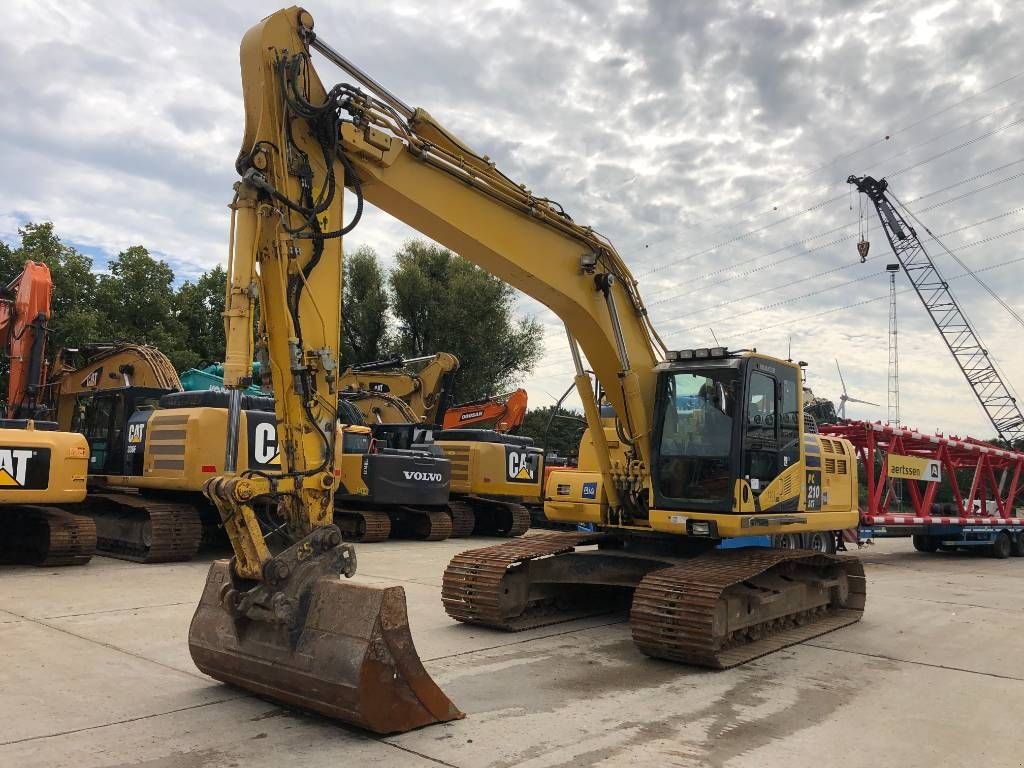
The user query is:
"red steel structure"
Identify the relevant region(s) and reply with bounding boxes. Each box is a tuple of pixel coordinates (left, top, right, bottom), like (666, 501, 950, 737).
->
(821, 420, 1023, 526)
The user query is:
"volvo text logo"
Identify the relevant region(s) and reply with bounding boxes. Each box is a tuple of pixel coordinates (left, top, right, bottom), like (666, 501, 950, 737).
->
(402, 470, 444, 483)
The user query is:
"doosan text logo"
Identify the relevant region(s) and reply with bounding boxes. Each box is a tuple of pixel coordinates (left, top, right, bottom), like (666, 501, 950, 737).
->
(403, 470, 444, 483)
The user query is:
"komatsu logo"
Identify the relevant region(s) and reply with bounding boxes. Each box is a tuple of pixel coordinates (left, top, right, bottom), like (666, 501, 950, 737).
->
(403, 470, 444, 483)
(0, 449, 34, 486)
(459, 410, 485, 421)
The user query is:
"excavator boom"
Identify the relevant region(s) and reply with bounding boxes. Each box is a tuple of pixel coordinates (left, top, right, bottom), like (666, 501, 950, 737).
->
(187, 7, 460, 734)
(442, 388, 528, 433)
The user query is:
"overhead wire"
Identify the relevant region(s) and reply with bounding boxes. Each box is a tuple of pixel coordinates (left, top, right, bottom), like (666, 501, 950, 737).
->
(631, 102, 1024, 279)
(642, 161, 1024, 309)
(629, 95, 1024, 275)
(650, 206, 1024, 324)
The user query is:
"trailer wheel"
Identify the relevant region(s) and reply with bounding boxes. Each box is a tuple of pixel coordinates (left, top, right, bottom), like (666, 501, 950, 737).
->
(773, 534, 802, 549)
(990, 531, 1012, 559)
(912, 535, 939, 553)
(804, 531, 836, 554)
(1012, 532, 1024, 557)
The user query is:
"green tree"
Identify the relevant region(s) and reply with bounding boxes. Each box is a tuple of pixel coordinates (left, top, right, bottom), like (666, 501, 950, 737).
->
(519, 406, 587, 458)
(342, 246, 390, 365)
(94, 246, 194, 370)
(388, 240, 542, 401)
(175, 265, 227, 366)
(4, 222, 102, 352)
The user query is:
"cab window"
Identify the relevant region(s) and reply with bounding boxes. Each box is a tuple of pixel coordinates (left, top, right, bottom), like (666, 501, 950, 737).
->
(656, 369, 737, 505)
(744, 372, 778, 488)
(779, 368, 800, 469)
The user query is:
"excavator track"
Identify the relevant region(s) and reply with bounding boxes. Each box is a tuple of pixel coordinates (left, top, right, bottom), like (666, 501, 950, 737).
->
(84, 493, 202, 563)
(0, 506, 97, 566)
(466, 497, 532, 537)
(447, 500, 476, 538)
(630, 548, 866, 669)
(442, 530, 610, 629)
(407, 509, 452, 541)
(444, 537, 866, 668)
(336, 509, 392, 542)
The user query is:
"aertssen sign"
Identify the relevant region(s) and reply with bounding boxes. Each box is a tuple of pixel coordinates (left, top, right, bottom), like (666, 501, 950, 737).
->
(887, 455, 942, 483)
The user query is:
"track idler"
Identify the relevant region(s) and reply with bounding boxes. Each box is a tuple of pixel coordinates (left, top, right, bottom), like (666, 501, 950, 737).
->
(188, 525, 462, 734)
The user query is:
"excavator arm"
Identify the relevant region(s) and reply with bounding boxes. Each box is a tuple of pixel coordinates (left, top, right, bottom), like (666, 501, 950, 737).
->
(0, 261, 54, 419)
(188, 8, 461, 734)
(339, 352, 459, 424)
(442, 388, 528, 433)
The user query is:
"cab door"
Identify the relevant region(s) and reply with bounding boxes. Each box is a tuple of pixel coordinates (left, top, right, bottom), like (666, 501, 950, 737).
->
(742, 370, 780, 494)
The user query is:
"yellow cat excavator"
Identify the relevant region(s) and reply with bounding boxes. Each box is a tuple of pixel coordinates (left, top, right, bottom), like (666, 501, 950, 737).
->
(49, 343, 453, 555)
(187, 7, 864, 733)
(0, 262, 93, 566)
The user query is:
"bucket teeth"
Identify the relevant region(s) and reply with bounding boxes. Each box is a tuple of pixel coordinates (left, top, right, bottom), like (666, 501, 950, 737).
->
(189, 560, 463, 734)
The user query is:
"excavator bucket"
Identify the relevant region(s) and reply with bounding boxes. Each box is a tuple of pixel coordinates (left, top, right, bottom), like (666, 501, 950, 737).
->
(188, 560, 463, 734)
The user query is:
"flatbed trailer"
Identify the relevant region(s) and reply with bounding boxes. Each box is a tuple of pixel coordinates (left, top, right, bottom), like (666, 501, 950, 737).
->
(821, 420, 1024, 558)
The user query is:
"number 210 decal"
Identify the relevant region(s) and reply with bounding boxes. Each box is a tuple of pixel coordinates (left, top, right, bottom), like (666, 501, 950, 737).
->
(805, 469, 822, 510)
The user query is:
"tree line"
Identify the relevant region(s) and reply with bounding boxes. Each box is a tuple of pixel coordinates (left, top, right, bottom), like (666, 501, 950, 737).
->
(0, 223, 543, 406)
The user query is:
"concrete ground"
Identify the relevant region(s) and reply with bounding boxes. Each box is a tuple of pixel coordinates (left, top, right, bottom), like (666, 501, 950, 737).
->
(1, 536, 1022, 768)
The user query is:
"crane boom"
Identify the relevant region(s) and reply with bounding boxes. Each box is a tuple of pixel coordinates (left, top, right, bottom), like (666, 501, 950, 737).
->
(849, 175, 1024, 443)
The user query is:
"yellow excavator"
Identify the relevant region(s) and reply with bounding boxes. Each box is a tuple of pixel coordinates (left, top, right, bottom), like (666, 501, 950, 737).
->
(49, 343, 453, 556)
(187, 7, 865, 733)
(336, 353, 538, 537)
(339, 352, 459, 427)
(0, 262, 94, 567)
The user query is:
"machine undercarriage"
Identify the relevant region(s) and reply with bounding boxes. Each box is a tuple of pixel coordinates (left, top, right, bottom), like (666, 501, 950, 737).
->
(443, 532, 866, 667)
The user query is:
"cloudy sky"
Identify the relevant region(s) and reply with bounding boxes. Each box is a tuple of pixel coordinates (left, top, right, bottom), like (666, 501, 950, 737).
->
(2, 0, 1023, 439)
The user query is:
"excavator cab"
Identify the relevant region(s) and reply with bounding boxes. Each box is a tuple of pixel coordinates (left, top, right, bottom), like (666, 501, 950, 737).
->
(547, 349, 857, 537)
(69, 387, 169, 474)
(651, 349, 803, 518)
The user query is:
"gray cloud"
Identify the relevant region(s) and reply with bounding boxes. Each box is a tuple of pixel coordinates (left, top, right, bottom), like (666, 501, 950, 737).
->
(2, 0, 1022, 437)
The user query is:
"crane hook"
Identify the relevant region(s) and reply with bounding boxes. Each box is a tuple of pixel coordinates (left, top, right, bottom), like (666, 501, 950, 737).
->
(856, 239, 870, 263)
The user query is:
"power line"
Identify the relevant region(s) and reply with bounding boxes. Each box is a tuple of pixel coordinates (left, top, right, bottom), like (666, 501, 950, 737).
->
(893, 193, 1024, 330)
(651, 206, 1024, 324)
(629, 99, 1024, 276)
(646, 166, 1024, 309)
(633, 111, 1024, 280)
(685, 251, 1024, 344)
(662, 223, 1024, 338)
(530, 243, 1024, 388)
(618, 71, 1024, 259)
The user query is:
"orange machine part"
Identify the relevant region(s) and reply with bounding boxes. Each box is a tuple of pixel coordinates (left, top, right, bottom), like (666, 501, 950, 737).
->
(0, 262, 54, 418)
(442, 388, 528, 433)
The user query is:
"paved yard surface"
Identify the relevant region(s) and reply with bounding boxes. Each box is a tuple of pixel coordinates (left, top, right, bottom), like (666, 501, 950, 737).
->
(1, 537, 1021, 767)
